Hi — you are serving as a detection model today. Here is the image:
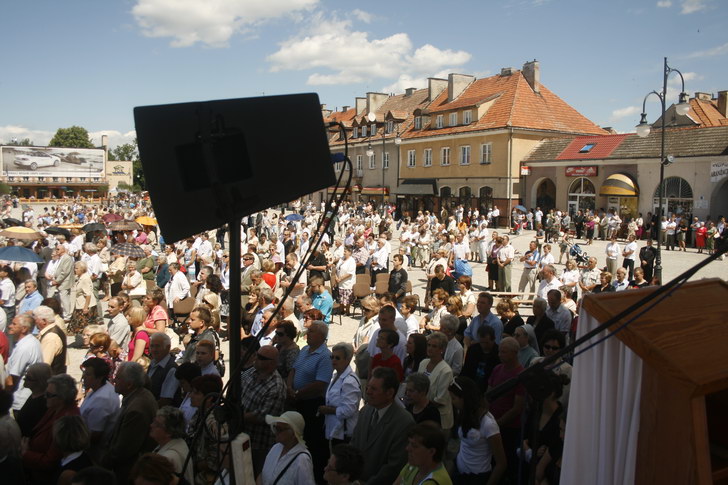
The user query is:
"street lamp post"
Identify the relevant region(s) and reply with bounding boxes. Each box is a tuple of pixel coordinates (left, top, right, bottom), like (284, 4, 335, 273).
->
(367, 112, 401, 218)
(635, 57, 691, 283)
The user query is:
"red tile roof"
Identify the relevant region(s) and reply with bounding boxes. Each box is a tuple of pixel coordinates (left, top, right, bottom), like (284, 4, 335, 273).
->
(688, 98, 728, 127)
(555, 134, 630, 160)
(403, 70, 607, 139)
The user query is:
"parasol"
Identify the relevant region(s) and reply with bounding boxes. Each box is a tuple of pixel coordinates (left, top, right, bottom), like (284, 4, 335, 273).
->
(514, 205, 528, 213)
(284, 213, 304, 222)
(135, 216, 157, 226)
(0, 246, 44, 263)
(83, 222, 106, 233)
(109, 220, 143, 231)
(110, 242, 146, 258)
(2, 217, 23, 226)
(102, 213, 123, 223)
(58, 223, 83, 230)
(0, 226, 42, 240)
(45, 226, 72, 238)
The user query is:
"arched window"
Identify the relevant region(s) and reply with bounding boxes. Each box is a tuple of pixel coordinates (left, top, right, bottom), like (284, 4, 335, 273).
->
(568, 178, 596, 216)
(479, 186, 494, 212)
(458, 186, 472, 208)
(440, 186, 452, 212)
(653, 176, 693, 217)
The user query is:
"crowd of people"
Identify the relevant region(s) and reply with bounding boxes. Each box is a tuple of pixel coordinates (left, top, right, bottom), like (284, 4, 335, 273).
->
(0, 194, 725, 485)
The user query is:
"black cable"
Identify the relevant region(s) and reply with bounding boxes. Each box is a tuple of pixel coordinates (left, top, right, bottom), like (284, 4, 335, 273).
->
(180, 121, 353, 482)
(486, 242, 728, 403)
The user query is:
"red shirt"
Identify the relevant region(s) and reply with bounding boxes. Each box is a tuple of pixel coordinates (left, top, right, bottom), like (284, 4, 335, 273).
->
(371, 353, 404, 382)
(0, 331, 8, 362)
(488, 363, 526, 428)
(144, 305, 168, 329)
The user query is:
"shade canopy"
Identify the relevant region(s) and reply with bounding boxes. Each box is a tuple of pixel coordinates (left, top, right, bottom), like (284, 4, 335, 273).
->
(600, 173, 639, 197)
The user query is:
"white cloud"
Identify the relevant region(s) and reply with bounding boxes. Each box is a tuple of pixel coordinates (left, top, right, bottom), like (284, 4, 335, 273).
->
(267, 15, 471, 86)
(610, 106, 641, 122)
(0, 125, 55, 146)
(132, 0, 319, 48)
(687, 42, 728, 58)
(88, 130, 137, 150)
(352, 9, 373, 23)
(656, 0, 672, 7)
(681, 0, 707, 14)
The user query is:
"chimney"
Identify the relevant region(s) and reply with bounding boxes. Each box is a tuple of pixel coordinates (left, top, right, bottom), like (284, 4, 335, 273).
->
(320, 104, 332, 118)
(101, 135, 109, 157)
(428, 77, 448, 101)
(342, 105, 350, 112)
(717, 91, 727, 117)
(405, 87, 416, 97)
(523, 60, 540, 94)
(448, 73, 475, 102)
(366, 92, 389, 114)
(355, 97, 367, 114)
(501, 67, 515, 76)
(695, 92, 712, 101)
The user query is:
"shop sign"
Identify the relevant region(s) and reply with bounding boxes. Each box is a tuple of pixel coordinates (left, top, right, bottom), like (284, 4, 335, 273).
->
(521, 165, 531, 176)
(566, 166, 597, 177)
(710, 161, 728, 183)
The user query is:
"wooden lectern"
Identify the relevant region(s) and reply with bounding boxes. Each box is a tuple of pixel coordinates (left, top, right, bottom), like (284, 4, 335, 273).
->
(582, 279, 728, 485)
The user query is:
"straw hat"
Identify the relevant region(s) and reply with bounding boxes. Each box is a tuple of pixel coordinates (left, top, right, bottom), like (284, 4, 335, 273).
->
(265, 411, 306, 445)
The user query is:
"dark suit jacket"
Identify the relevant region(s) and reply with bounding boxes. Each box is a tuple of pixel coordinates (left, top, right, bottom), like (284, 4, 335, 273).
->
(102, 387, 158, 484)
(350, 403, 414, 485)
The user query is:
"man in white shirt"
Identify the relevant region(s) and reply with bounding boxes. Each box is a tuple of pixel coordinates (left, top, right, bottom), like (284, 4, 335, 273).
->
(6, 314, 43, 410)
(165, 263, 190, 312)
(370, 237, 390, 286)
(451, 233, 470, 263)
(196, 233, 213, 264)
(367, 306, 406, 364)
(518, 241, 540, 293)
(538, 244, 555, 269)
(536, 264, 563, 300)
(612, 267, 629, 292)
(605, 236, 621, 277)
(497, 235, 515, 292)
(621, 234, 638, 280)
(80, 357, 121, 461)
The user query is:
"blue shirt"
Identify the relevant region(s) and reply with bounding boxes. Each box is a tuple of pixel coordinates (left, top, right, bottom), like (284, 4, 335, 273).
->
(312, 290, 334, 323)
(464, 311, 504, 344)
(292, 344, 333, 391)
(19, 290, 44, 315)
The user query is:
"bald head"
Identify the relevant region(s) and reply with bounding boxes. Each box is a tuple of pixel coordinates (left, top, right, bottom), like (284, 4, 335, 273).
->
(254, 345, 279, 375)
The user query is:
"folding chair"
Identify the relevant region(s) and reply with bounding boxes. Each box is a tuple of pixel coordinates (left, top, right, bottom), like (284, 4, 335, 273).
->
(351, 283, 373, 318)
(327, 283, 343, 325)
(355, 273, 370, 287)
(406, 280, 422, 315)
(375, 272, 390, 284)
(172, 296, 196, 338)
(374, 281, 389, 296)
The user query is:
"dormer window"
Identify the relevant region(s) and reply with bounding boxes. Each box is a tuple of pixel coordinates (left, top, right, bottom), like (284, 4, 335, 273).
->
(353, 127, 359, 138)
(579, 143, 596, 153)
(386, 120, 394, 134)
(370, 124, 376, 136)
(435, 115, 444, 129)
(414, 117, 422, 129)
(362, 125, 368, 137)
(463, 110, 472, 124)
(449, 113, 457, 126)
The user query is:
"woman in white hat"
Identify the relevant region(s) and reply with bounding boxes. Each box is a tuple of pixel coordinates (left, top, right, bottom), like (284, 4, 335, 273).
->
(259, 411, 315, 485)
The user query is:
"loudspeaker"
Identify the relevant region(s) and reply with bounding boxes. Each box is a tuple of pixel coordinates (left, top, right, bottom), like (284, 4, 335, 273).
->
(134, 93, 335, 243)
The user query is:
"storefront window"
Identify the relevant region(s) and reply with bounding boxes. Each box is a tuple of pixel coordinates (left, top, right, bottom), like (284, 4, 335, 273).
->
(653, 176, 693, 217)
(568, 178, 596, 216)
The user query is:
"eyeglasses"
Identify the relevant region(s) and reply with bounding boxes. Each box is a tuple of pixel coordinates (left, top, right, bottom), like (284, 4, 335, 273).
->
(45, 392, 58, 398)
(543, 345, 561, 351)
(256, 353, 273, 361)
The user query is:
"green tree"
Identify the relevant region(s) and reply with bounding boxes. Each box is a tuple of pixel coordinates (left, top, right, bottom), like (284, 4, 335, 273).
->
(49, 126, 94, 148)
(108, 141, 138, 162)
(0, 181, 11, 195)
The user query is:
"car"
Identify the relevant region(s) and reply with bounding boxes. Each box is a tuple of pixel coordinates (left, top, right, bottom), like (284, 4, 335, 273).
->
(13, 150, 61, 170)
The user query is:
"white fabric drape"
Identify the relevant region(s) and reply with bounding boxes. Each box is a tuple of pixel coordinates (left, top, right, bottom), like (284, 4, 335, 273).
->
(560, 310, 643, 485)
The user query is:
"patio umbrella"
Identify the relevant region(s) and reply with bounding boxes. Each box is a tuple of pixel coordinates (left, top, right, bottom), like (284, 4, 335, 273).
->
(0, 226, 42, 240)
(135, 216, 157, 226)
(514, 205, 528, 212)
(45, 226, 72, 238)
(110, 242, 146, 258)
(0, 246, 44, 263)
(102, 213, 123, 223)
(109, 220, 143, 231)
(58, 223, 83, 230)
(2, 217, 23, 226)
(83, 222, 106, 233)
(284, 213, 304, 222)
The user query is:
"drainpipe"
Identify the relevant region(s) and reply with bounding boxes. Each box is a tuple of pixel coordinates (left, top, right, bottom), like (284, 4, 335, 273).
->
(507, 127, 513, 229)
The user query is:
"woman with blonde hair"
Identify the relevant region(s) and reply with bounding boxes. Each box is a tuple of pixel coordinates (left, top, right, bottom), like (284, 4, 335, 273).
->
(126, 306, 150, 367)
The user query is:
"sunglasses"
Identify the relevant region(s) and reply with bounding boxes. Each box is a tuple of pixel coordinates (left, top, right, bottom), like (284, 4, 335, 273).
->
(543, 345, 561, 351)
(256, 353, 273, 361)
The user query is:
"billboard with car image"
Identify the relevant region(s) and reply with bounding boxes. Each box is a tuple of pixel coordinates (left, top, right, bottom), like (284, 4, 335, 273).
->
(1, 146, 105, 178)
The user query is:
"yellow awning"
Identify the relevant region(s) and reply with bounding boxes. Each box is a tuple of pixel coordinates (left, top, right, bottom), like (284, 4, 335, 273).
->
(600, 173, 639, 197)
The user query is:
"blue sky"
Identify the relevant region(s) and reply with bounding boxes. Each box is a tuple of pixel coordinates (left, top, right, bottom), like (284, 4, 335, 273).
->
(1, 0, 726, 148)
